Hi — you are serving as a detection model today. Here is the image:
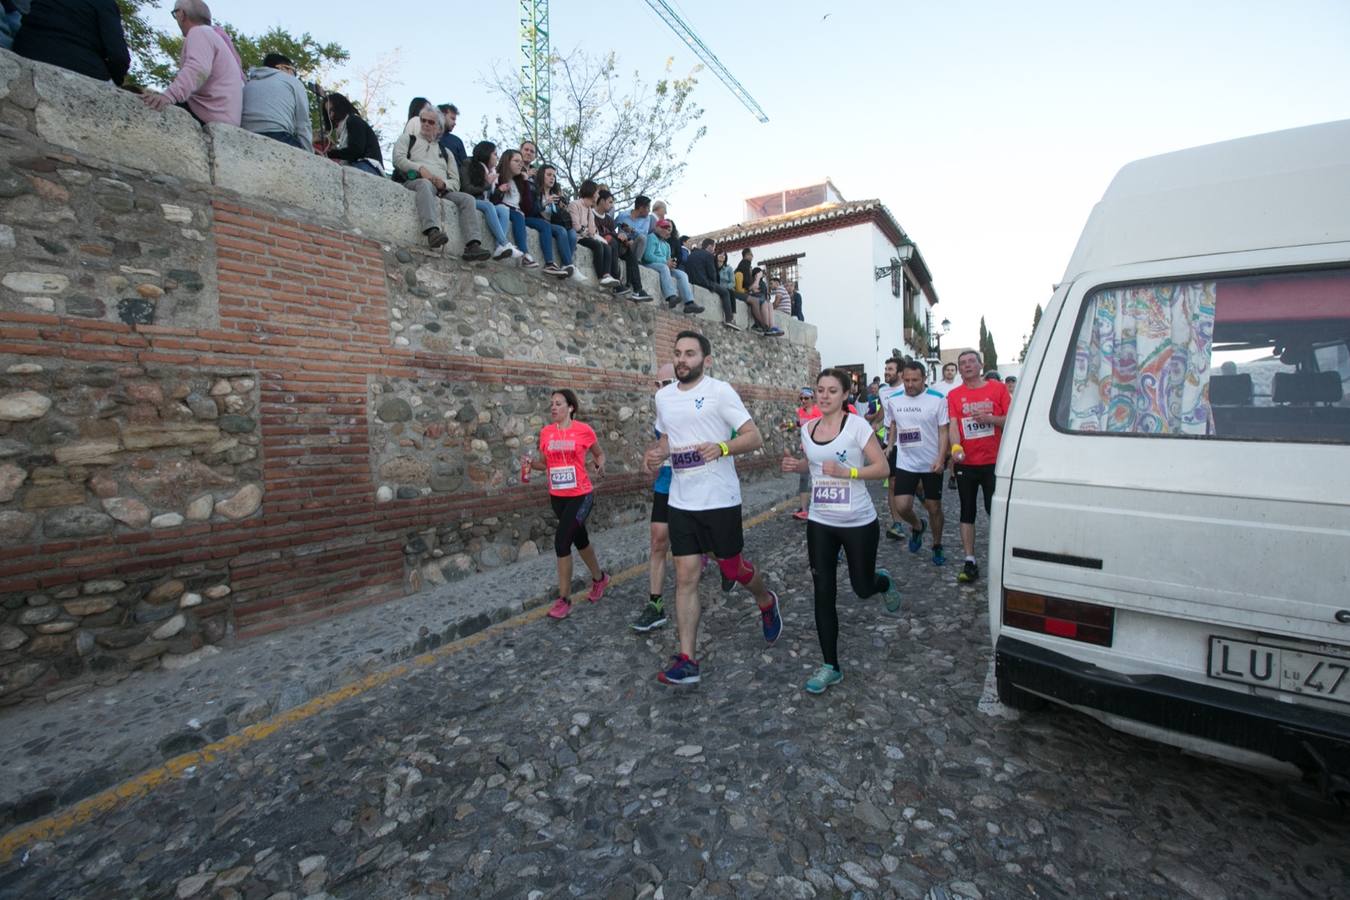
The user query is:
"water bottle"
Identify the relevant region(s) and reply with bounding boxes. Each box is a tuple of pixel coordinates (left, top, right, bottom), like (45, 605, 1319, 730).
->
(951, 443, 965, 464)
(520, 450, 533, 484)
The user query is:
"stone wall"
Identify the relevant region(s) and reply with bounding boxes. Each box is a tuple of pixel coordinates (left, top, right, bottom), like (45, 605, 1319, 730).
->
(0, 49, 818, 706)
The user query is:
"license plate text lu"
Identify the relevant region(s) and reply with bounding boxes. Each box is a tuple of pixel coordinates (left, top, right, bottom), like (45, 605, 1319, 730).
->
(1207, 636, 1350, 705)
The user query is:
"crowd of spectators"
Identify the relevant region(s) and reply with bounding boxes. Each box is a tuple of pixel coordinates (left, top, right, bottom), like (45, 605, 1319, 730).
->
(1, 0, 805, 331)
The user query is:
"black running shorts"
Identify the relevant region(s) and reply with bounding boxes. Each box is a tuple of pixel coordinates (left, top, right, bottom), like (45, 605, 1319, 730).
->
(651, 490, 669, 524)
(892, 468, 943, 501)
(668, 504, 744, 558)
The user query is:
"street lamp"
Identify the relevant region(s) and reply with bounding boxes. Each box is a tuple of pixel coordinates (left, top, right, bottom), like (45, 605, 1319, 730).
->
(927, 315, 951, 380)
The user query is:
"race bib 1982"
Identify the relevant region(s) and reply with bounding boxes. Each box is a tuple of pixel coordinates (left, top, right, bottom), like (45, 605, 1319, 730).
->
(897, 429, 921, 445)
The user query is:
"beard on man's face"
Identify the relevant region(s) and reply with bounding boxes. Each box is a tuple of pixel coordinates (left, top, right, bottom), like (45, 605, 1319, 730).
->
(675, 360, 705, 384)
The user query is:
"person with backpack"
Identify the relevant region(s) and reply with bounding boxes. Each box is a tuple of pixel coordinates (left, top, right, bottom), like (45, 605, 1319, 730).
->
(393, 106, 492, 258)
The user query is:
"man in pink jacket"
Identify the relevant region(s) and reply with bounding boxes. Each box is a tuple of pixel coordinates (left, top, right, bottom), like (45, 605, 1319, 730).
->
(140, 0, 243, 125)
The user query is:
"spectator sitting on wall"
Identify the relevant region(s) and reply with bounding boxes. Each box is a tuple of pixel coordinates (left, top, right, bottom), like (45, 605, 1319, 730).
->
(140, 0, 243, 126)
(716, 249, 734, 294)
(240, 52, 312, 151)
(687, 238, 738, 331)
(437, 103, 467, 169)
(597, 189, 652, 301)
(733, 247, 753, 299)
(641, 219, 703, 315)
(615, 195, 653, 271)
(790, 279, 804, 322)
(13, 0, 130, 85)
(459, 141, 517, 261)
(520, 139, 540, 181)
(393, 104, 492, 258)
(746, 266, 784, 337)
(569, 180, 623, 292)
(650, 200, 683, 266)
(0, 1, 22, 52)
(771, 277, 792, 317)
(323, 93, 383, 176)
(534, 164, 578, 268)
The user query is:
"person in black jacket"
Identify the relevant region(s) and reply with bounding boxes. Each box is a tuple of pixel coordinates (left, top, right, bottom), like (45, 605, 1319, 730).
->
(687, 239, 738, 330)
(323, 92, 383, 176)
(14, 0, 130, 85)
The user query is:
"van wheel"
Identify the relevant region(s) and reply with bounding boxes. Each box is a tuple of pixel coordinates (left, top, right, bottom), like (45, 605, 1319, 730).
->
(996, 674, 1047, 712)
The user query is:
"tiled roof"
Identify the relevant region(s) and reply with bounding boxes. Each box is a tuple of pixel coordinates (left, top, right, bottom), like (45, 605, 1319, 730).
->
(696, 199, 906, 246)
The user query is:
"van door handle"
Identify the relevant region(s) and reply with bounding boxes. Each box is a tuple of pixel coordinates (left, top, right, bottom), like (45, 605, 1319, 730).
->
(1336, 610, 1350, 625)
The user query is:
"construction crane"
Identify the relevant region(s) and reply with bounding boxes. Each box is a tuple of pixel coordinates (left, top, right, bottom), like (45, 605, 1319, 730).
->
(519, 0, 767, 144)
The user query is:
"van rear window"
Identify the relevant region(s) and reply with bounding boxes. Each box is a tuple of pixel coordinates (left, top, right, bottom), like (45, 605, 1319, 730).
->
(1055, 269, 1350, 443)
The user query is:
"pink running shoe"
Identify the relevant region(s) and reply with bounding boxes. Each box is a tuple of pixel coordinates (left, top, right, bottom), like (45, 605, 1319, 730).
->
(547, 597, 572, 619)
(587, 571, 611, 602)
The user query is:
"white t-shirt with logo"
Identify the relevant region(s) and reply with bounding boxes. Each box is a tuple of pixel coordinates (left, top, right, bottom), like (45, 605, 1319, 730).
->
(930, 378, 960, 398)
(654, 375, 752, 511)
(882, 388, 949, 472)
(800, 413, 878, 528)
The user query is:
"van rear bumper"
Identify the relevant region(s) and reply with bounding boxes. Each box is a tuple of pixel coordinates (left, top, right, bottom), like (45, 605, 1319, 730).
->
(996, 636, 1350, 784)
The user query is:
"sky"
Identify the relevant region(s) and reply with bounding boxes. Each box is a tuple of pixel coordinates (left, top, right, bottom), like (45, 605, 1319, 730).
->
(164, 1, 1349, 356)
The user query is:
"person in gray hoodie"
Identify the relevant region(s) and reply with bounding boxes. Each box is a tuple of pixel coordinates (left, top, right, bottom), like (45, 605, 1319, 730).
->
(240, 52, 312, 152)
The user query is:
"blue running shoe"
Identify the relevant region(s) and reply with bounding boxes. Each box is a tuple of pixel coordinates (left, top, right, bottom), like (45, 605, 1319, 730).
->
(760, 591, 783, 644)
(877, 567, 901, 614)
(657, 654, 700, 685)
(805, 663, 843, 694)
(908, 520, 927, 554)
(932, 545, 946, 567)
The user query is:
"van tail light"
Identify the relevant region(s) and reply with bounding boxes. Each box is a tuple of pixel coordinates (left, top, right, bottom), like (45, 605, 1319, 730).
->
(1002, 589, 1114, 647)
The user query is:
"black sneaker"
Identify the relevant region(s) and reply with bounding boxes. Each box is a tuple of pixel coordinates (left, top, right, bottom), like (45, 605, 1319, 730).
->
(631, 602, 668, 632)
(682, 302, 704, 315)
(613, 285, 631, 296)
(958, 560, 979, 583)
(630, 289, 654, 302)
(720, 574, 735, 593)
(665, 296, 680, 309)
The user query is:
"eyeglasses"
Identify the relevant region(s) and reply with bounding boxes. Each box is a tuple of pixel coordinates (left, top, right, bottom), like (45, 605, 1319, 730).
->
(418, 117, 438, 125)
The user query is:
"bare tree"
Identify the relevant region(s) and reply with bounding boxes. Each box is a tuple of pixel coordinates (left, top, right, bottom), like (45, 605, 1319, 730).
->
(327, 48, 404, 152)
(484, 49, 706, 202)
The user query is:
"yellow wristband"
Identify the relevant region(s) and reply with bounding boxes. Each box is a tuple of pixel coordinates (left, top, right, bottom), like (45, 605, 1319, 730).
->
(718, 441, 731, 458)
(849, 467, 858, 479)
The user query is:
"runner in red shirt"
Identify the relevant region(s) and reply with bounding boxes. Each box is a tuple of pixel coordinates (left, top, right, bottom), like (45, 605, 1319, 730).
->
(527, 389, 611, 618)
(945, 350, 1011, 584)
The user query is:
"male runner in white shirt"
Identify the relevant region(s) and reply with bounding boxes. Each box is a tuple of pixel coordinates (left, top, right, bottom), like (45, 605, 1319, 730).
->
(883, 359, 950, 565)
(643, 331, 782, 686)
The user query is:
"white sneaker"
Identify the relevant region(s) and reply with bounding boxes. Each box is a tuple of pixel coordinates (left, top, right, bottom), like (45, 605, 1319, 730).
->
(520, 254, 539, 268)
(599, 274, 618, 286)
(492, 244, 514, 260)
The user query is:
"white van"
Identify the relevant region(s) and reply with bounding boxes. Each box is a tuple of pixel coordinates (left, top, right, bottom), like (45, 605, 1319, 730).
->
(990, 119, 1350, 804)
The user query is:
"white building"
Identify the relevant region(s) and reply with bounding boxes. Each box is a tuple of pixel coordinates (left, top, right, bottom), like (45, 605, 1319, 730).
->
(699, 180, 939, 382)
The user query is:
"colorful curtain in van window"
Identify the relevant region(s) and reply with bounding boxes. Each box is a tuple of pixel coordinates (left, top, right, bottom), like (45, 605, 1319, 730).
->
(1066, 281, 1216, 434)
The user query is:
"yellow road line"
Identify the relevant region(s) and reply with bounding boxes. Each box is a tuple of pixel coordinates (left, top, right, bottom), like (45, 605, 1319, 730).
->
(0, 495, 797, 864)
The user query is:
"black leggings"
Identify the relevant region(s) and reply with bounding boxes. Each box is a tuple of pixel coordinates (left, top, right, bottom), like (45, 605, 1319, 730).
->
(550, 492, 594, 557)
(807, 519, 888, 669)
(955, 464, 996, 524)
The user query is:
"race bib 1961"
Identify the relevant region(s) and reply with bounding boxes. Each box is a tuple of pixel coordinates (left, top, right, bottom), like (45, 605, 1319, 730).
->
(549, 466, 578, 490)
(811, 477, 851, 507)
(962, 418, 994, 441)
(897, 429, 921, 445)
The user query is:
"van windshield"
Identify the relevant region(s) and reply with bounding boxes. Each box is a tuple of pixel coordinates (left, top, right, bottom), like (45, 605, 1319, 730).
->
(1055, 268, 1350, 444)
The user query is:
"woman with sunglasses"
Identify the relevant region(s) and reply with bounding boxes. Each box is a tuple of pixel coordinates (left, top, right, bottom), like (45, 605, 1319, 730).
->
(525, 389, 611, 619)
(780, 367, 899, 694)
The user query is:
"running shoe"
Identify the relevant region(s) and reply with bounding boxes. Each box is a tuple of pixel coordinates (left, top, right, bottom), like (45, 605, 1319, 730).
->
(657, 654, 700, 685)
(804, 664, 843, 694)
(877, 567, 901, 614)
(547, 596, 572, 619)
(958, 560, 979, 583)
(792, 509, 808, 521)
(587, 571, 611, 602)
(764, 327, 786, 337)
(760, 591, 783, 644)
(908, 520, 927, 554)
(720, 574, 735, 593)
(932, 545, 946, 566)
(631, 601, 667, 632)
(885, 523, 905, 541)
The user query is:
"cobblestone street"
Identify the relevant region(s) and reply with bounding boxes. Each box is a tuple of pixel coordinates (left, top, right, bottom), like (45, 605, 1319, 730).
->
(1, 484, 1346, 900)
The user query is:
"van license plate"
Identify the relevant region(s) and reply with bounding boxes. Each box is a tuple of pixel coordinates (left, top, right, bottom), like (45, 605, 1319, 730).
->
(1208, 637, 1350, 704)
